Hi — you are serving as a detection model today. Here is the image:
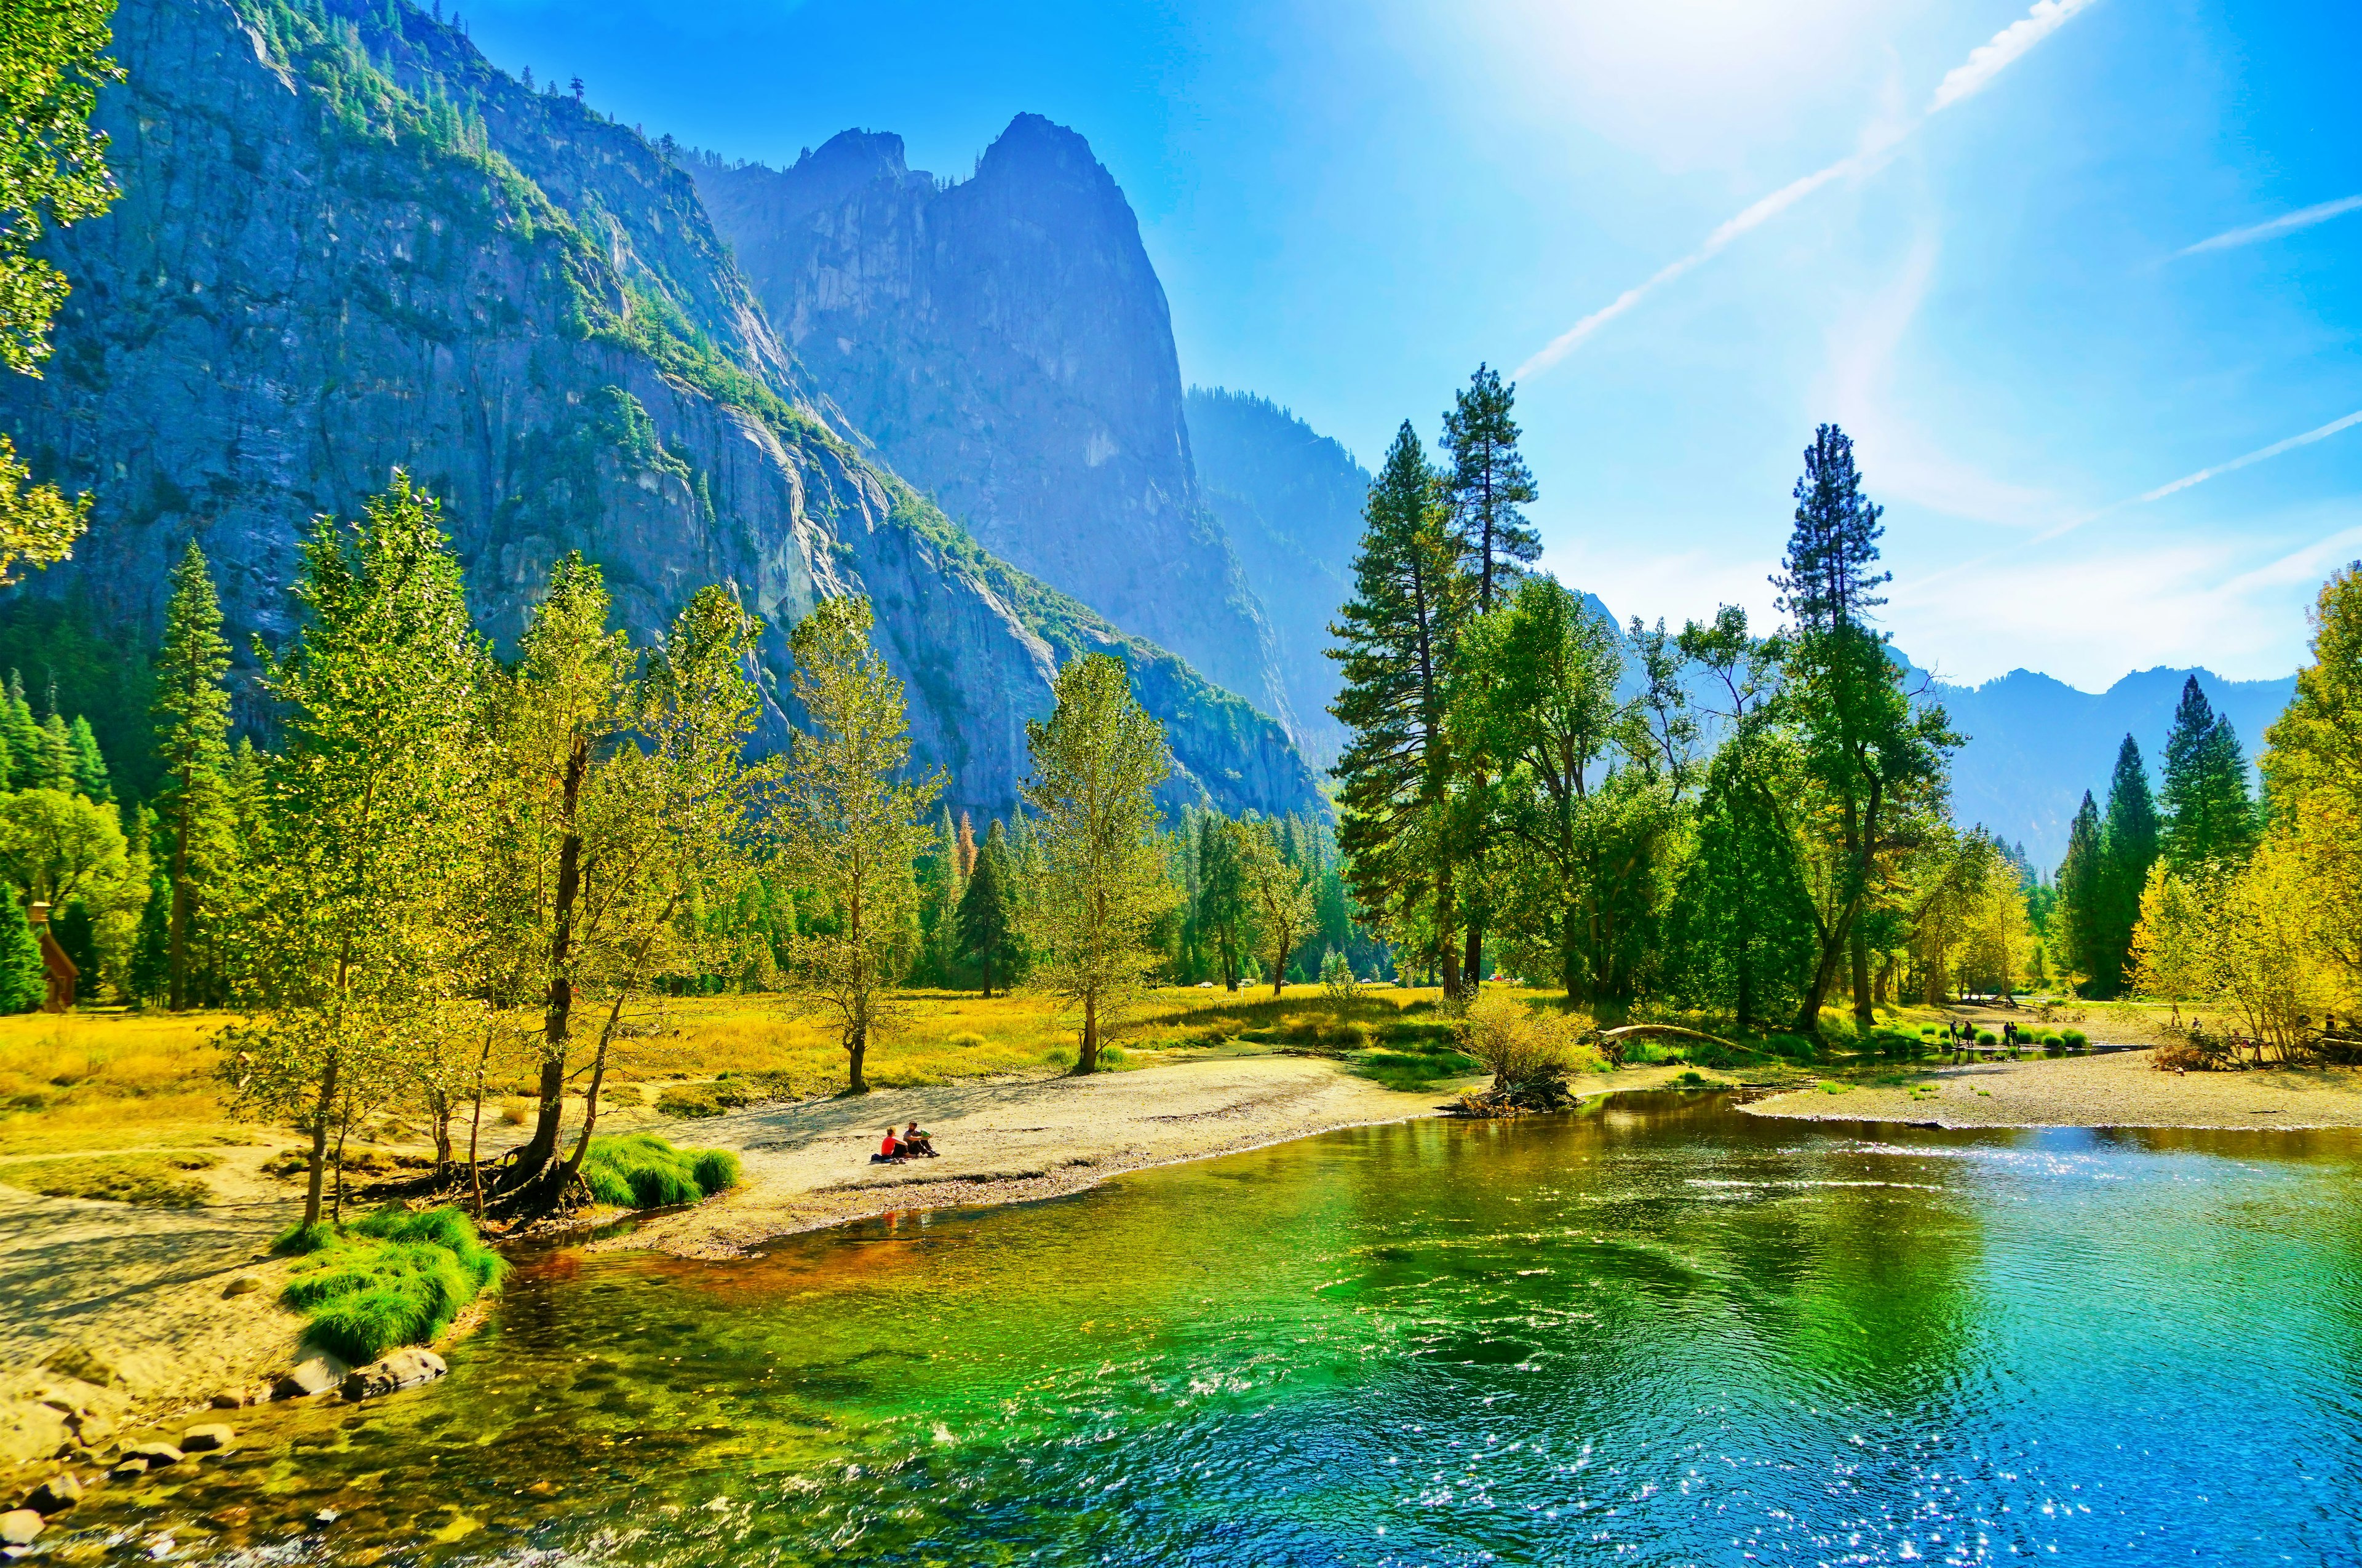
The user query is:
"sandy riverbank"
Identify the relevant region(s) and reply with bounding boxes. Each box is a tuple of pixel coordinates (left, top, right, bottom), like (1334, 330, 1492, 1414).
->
(1743, 1046, 2362, 1130)
(609, 1053, 1685, 1257)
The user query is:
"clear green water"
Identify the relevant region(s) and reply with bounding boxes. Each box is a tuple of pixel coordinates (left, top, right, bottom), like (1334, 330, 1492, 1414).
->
(56, 1091, 2362, 1566)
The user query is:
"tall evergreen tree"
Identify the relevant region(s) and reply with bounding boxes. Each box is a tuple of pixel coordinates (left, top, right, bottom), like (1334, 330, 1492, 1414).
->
(1195, 813, 1247, 989)
(2093, 734, 2158, 995)
(2052, 790, 2106, 992)
(1330, 423, 1474, 995)
(34, 711, 71, 790)
(151, 539, 233, 1010)
(2160, 676, 2258, 874)
(65, 715, 107, 800)
(1442, 364, 1540, 616)
(1769, 425, 1954, 1032)
(957, 819, 1016, 997)
(1772, 424, 1891, 634)
(0, 671, 41, 789)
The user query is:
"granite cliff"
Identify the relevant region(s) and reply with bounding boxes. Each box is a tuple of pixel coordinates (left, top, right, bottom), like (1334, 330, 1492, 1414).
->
(1184, 388, 1370, 770)
(0, 0, 1322, 822)
(691, 124, 1299, 745)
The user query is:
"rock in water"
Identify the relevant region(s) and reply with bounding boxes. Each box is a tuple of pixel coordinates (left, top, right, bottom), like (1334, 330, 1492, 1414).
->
(1, 1511, 42, 1546)
(106, 1460, 147, 1481)
(340, 1348, 448, 1401)
(180, 1425, 234, 1454)
(120, 1443, 183, 1468)
(24, 1474, 81, 1514)
(271, 1358, 345, 1400)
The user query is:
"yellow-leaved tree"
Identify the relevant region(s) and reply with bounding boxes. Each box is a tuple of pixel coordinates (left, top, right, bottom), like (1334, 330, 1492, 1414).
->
(1022, 654, 1175, 1073)
(2262, 563, 2362, 1000)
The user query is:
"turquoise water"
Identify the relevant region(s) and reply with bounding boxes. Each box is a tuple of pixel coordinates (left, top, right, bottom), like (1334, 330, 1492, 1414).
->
(57, 1091, 2362, 1565)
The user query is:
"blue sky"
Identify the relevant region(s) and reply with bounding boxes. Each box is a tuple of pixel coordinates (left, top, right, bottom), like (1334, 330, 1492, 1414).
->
(456, 0, 2358, 691)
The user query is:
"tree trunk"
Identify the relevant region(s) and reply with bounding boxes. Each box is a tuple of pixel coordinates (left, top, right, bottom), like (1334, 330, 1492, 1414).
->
(522, 736, 589, 1174)
(1463, 920, 1484, 993)
(1850, 920, 1874, 1029)
(301, 1054, 340, 1229)
(1271, 942, 1287, 997)
(1076, 992, 1100, 1073)
(1561, 921, 1581, 1003)
(846, 1020, 869, 1093)
(981, 949, 993, 1000)
(429, 1088, 453, 1176)
(330, 1115, 351, 1224)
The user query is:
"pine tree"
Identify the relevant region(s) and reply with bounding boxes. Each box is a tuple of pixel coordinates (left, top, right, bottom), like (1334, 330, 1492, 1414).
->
(1442, 364, 1540, 615)
(66, 715, 108, 800)
(1329, 423, 1474, 994)
(0, 671, 38, 789)
(2053, 790, 2105, 992)
(151, 539, 234, 1010)
(1195, 814, 1247, 989)
(2160, 676, 2258, 874)
(2093, 734, 2158, 995)
(956, 811, 977, 882)
(957, 819, 1016, 997)
(1770, 425, 1954, 1032)
(35, 712, 71, 790)
(1772, 424, 1891, 634)
(0, 907, 41, 1013)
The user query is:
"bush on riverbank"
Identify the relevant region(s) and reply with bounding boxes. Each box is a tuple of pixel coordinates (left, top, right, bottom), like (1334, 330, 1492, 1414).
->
(275, 1205, 507, 1364)
(578, 1132, 741, 1209)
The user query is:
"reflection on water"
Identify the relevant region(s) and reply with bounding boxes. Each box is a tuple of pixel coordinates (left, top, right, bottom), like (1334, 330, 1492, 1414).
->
(48, 1092, 2362, 1566)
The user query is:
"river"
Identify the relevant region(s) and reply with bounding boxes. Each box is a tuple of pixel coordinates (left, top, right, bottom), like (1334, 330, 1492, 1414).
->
(51, 1090, 2362, 1565)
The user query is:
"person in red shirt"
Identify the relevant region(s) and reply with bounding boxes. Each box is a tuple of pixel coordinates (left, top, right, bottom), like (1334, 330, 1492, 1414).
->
(878, 1128, 902, 1161)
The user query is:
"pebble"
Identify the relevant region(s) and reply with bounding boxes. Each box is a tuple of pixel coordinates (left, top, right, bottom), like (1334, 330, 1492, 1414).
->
(180, 1424, 235, 1454)
(0, 1513, 40, 1548)
(109, 1459, 149, 1482)
(220, 1276, 262, 1299)
(272, 1356, 344, 1400)
(25, 1473, 82, 1514)
(122, 1442, 184, 1468)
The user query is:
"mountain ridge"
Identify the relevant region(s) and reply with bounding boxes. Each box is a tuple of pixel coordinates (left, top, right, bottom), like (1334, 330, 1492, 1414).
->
(0, 0, 1324, 823)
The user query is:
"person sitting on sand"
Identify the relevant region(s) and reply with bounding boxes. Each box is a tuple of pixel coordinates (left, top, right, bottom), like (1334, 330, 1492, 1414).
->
(874, 1127, 904, 1164)
(902, 1120, 938, 1157)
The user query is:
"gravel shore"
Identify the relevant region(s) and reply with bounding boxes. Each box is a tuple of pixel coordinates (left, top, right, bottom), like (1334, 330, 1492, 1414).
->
(609, 1054, 1687, 1257)
(1742, 1046, 2362, 1130)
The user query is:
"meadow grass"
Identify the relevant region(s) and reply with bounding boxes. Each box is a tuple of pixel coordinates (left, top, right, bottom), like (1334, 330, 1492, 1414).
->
(578, 1132, 741, 1208)
(0, 1150, 221, 1206)
(277, 1204, 508, 1364)
(0, 1011, 239, 1153)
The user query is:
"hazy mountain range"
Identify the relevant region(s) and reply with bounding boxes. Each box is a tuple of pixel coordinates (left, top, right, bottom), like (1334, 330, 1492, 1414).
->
(0, 0, 2298, 848)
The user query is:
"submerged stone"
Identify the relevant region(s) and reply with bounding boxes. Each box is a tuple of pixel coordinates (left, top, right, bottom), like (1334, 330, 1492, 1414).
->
(341, 1348, 448, 1401)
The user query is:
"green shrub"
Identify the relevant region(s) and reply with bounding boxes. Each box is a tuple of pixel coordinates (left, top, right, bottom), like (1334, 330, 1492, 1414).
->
(272, 1219, 338, 1256)
(2061, 1028, 2088, 1049)
(1976, 1029, 2000, 1046)
(2040, 1031, 2064, 1047)
(578, 1132, 741, 1210)
(1677, 1069, 1706, 1086)
(1764, 1033, 1819, 1061)
(279, 1205, 507, 1364)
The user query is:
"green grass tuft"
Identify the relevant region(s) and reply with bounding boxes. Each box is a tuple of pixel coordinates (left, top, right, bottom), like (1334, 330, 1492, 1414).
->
(1355, 1048, 1479, 1092)
(279, 1205, 506, 1364)
(578, 1132, 741, 1210)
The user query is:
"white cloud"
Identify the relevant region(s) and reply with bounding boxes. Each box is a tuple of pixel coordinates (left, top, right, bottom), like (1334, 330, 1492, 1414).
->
(2177, 194, 2362, 256)
(2130, 409, 2362, 504)
(1927, 0, 2100, 113)
(1516, 0, 2102, 381)
(1893, 515, 2360, 688)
